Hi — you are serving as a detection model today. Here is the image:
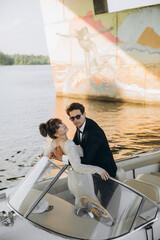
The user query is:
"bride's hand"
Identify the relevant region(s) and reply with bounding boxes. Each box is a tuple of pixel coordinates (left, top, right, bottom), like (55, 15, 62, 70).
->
(50, 152, 56, 159)
(101, 171, 110, 181)
(52, 145, 63, 160)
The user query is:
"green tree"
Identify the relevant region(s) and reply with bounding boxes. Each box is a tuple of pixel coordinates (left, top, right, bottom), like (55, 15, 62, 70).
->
(0, 52, 50, 65)
(0, 52, 14, 65)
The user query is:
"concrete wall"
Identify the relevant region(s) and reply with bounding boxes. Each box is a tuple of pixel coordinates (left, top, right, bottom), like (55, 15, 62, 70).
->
(40, 0, 160, 104)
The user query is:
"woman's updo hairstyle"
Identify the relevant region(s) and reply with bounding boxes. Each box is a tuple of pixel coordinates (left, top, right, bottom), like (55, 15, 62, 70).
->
(39, 118, 62, 139)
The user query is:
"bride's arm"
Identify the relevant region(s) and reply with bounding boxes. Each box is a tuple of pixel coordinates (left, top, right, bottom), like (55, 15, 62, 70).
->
(65, 140, 107, 177)
(75, 145, 84, 157)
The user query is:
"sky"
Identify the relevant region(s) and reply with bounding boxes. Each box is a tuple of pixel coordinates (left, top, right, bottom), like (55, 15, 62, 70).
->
(0, 0, 49, 55)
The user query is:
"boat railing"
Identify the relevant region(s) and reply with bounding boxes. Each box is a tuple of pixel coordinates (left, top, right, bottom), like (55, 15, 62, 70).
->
(116, 146, 160, 163)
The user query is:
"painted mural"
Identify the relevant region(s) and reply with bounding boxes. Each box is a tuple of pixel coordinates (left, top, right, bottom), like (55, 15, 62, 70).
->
(40, 0, 160, 104)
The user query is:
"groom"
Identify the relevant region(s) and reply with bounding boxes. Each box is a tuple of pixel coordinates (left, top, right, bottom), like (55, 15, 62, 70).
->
(66, 102, 117, 178)
(67, 102, 117, 208)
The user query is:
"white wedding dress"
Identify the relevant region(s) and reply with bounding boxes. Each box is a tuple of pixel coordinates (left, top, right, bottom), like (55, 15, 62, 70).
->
(46, 139, 104, 207)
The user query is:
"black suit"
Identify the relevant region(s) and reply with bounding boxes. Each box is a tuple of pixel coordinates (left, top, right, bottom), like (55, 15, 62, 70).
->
(73, 117, 117, 208)
(73, 117, 117, 177)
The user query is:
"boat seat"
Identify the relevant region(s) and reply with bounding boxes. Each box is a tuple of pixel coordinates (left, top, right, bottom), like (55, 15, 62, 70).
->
(151, 172, 160, 177)
(124, 178, 160, 203)
(136, 173, 160, 186)
(115, 167, 127, 182)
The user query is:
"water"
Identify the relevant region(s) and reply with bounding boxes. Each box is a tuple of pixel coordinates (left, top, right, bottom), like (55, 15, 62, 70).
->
(0, 65, 160, 190)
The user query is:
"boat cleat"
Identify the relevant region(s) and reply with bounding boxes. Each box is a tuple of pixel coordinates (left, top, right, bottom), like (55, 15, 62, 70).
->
(0, 210, 17, 226)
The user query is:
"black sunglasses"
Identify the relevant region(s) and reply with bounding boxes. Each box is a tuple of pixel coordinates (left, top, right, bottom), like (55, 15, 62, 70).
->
(69, 114, 81, 121)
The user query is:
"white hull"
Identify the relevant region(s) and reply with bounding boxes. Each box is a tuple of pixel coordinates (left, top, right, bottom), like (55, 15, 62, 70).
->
(1, 147, 160, 240)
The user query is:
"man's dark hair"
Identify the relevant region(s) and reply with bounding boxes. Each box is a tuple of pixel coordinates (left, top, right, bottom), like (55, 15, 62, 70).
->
(66, 102, 85, 116)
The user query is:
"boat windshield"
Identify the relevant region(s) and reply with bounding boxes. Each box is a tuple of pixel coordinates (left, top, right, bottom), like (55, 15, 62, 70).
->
(8, 157, 159, 240)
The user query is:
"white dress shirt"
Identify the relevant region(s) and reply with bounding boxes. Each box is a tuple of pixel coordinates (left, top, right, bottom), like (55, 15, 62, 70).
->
(79, 120, 86, 141)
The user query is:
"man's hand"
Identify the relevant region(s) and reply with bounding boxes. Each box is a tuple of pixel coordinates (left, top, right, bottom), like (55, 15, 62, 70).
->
(50, 145, 63, 160)
(101, 171, 110, 181)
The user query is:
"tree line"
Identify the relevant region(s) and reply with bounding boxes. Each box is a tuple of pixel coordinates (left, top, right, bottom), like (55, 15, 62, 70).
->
(0, 52, 50, 65)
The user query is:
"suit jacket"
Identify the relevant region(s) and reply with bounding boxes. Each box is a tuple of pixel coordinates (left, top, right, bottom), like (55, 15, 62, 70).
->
(73, 117, 117, 177)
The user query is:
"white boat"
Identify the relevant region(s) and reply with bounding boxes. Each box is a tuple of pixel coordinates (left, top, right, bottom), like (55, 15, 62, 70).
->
(0, 147, 160, 240)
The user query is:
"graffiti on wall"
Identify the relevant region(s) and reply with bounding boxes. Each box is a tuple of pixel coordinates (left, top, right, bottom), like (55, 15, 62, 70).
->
(49, 5, 160, 103)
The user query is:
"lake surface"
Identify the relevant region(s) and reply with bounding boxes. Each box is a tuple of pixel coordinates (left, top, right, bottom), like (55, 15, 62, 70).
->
(0, 65, 160, 190)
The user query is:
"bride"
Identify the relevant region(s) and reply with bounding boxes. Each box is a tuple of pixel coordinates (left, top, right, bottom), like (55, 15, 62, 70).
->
(39, 118, 109, 207)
